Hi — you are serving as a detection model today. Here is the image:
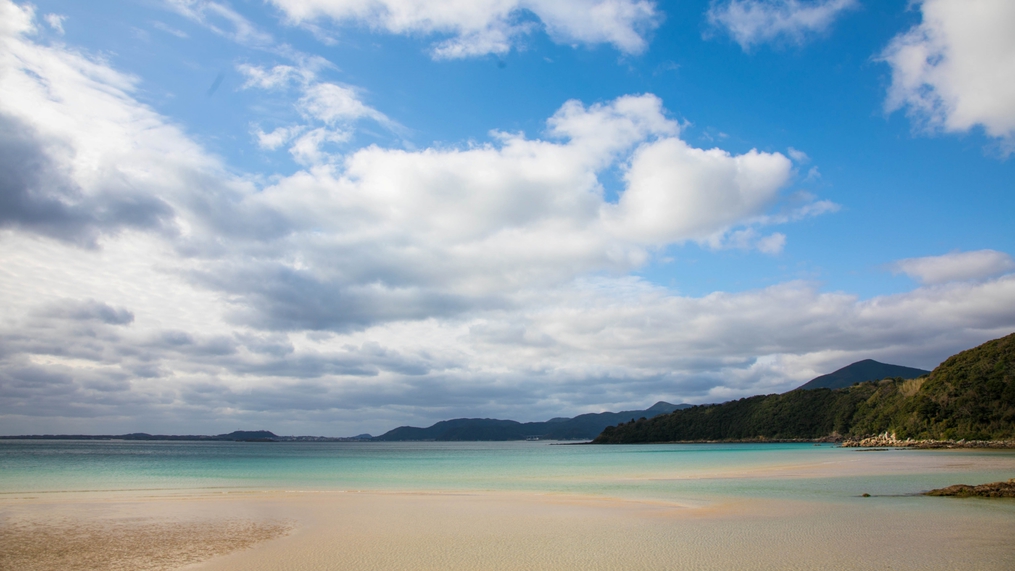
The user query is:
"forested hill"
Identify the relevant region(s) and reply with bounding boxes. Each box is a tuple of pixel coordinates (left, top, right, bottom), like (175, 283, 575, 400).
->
(593, 333, 1015, 444)
(798, 359, 929, 390)
(373, 401, 690, 441)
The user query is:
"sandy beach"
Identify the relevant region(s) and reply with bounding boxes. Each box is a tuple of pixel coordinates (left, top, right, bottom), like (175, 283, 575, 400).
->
(3, 484, 1015, 571)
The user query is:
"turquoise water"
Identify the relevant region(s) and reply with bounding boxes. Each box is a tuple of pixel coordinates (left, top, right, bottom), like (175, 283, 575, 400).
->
(3, 440, 1015, 505)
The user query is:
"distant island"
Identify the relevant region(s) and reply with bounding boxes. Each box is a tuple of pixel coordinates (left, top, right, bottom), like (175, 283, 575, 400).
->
(0, 430, 372, 443)
(594, 332, 1015, 445)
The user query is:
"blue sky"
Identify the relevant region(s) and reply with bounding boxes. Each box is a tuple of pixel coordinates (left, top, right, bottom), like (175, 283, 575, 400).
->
(1, 0, 1013, 436)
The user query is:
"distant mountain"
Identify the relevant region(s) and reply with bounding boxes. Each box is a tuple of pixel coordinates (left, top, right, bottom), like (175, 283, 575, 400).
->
(798, 359, 930, 390)
(373, 401, 691, 441)
(594, 332, 1015, 443)
(0, 430, 282, 441)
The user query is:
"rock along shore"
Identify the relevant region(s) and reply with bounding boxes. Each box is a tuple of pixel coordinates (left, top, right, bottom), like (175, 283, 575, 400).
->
(841, 432, 1015, 449)
(925, 479, 1015, 498)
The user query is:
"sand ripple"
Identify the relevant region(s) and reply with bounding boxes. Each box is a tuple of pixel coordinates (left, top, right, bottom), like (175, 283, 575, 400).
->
(0, 516, 291, 571)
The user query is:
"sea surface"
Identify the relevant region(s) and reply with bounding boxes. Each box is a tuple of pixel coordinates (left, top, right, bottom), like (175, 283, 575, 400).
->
(2, 439, 1014, 505)
(4, 440, 1015, 570)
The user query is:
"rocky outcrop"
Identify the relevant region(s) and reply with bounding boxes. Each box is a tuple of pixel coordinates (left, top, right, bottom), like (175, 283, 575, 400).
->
(841, 432, 1015, 448)
(925, 479, 1015, 498)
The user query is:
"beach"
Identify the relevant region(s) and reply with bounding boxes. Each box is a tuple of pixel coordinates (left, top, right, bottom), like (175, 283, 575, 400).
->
(2, 442, 1015, 570)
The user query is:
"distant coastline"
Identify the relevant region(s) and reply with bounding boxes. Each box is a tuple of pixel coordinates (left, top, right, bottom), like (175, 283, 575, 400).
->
(0, 430, 370, 443)
(841, 432, 1015, 449)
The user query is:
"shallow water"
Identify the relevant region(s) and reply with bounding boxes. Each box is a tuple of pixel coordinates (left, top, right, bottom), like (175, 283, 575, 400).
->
(2, 440, 1014, 502)
(3, 441, 1015, 571)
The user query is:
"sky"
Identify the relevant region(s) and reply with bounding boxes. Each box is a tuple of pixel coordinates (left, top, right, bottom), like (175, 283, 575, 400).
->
(1, 0, 1013, 437)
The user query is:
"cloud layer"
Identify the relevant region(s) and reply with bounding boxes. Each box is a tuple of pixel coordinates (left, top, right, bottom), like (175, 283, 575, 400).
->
(1, 1, 1013, 436)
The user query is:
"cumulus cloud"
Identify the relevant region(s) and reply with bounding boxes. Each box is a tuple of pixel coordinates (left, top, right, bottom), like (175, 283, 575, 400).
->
(892, 250, 1015, 285)
(706, 0, 858, 50)
(202, 93, 812, 332)
(604, 139, 792, 244)
(0, 113, 175, 246)
(880, 0, 1015, 152)
(267, 0, 660, 58)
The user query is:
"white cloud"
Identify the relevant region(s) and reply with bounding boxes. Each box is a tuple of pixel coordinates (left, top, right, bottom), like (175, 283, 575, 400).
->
(289, 127, 351, 164)
(605, 139, 793, 245)
(881, 0, 1015, 152)
(238, 63, 314, 90)
(707, 0, 858, 50)
(719, 228, 786, 254)
(254, 125, 305, 150)
(0, 1, 230, 246)
(756, 232, 786, 254)
(152, 21, 189, 38)
(267, 0, 660, 58)
(0, 0, 33, 35)
(786, 146, 809, 163)
(4, 238, 1014, 434)
(238, 64, 394, 161)
(164, 0, 274, 47)
(892, 250, 1015, 285)
(300, 82, 389, 125)
(43, 13, 65, 35)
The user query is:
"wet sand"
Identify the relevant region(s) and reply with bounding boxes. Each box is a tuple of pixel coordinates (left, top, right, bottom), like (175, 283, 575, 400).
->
(3, 489, 1014, 571)
(0, 495, 292, 571)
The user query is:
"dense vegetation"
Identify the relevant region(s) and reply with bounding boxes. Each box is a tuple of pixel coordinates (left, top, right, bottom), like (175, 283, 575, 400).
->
(594, 333, 1015, 444)
(374, 402, 689, 441)
(797, 359, 929, 390)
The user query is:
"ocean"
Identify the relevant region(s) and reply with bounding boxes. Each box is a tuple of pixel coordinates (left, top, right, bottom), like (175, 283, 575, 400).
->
(2, 439, 1014, 502)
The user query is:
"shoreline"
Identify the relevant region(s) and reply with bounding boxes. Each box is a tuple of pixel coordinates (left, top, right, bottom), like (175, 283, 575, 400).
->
(588, 435, 1015, 448)
(840, 433, 1015, 449)
(925, 479, 1015, 498)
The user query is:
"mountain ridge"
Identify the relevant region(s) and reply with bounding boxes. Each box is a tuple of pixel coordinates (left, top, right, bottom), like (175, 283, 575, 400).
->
(373, 401, 691, 441)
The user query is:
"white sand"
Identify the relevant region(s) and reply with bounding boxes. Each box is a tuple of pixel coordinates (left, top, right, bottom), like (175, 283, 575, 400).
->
(3, 489, 1013, 571)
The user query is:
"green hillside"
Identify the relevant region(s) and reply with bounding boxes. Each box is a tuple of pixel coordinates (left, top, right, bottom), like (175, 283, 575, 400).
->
(593, 333, 1015, 444)
(797, 359, 929, 390)
(373, 402, 690, 441)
